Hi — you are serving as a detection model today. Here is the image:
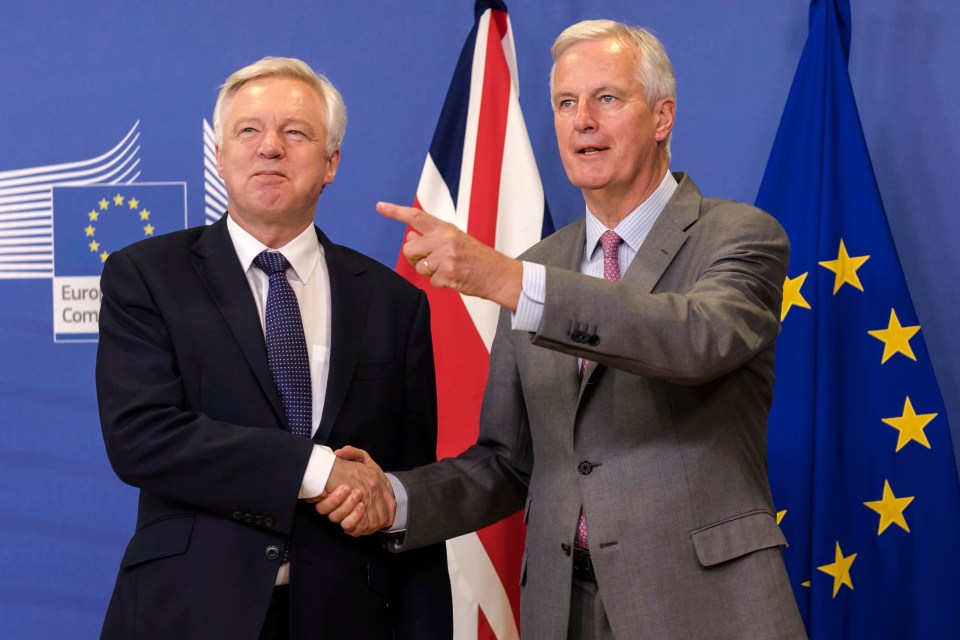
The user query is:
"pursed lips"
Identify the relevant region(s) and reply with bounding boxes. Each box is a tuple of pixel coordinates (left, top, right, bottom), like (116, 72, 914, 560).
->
(252, 170, 287, 179)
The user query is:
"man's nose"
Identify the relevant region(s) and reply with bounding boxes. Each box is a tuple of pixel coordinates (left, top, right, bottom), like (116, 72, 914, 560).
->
(258, 131, 284, 158)
(574, 101, 596, 132)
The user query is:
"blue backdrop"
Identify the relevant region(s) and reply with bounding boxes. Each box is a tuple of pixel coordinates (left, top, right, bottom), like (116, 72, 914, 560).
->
(2, 1, 958, 637)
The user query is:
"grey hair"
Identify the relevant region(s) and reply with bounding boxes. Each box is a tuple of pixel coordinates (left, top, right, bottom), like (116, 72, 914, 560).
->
(550, 20, 676, 157)
(550, 20, 676, 105)
(213, 56, 346, 156)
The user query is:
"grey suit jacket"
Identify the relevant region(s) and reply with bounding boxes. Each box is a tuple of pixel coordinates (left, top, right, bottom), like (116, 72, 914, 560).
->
(393, 173, 806, 639)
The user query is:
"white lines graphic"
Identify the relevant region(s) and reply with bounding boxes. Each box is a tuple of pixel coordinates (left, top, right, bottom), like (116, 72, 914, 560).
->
(203, 119, 226, 225)
(0, 122, 142, 279)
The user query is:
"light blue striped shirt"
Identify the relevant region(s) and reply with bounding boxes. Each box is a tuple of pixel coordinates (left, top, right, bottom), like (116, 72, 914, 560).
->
(512, 170, 679, 331)
(390, 171, 679, 532)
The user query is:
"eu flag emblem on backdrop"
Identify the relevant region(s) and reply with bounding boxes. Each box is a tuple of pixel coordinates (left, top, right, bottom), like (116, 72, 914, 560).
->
(52, 183, 186, 276)
(51, 183, 186, 342)
(757, 1, 960, 637)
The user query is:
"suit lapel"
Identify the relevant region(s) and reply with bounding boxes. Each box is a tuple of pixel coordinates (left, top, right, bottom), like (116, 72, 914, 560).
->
(621, 172, 700, 294)
(190, 217, 285, 424)
(314, 228, 370, 445)
(580, 173, 701, 392)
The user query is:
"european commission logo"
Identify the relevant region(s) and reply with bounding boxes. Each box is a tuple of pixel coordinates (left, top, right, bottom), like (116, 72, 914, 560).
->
(52, 184, 186, 342)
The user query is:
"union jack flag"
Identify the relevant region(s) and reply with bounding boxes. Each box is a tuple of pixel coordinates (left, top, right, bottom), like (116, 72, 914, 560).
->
(395, 2, 551, 637)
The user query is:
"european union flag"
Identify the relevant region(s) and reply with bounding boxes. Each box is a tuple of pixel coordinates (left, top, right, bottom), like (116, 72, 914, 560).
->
(52, 183, 187, 277)
(51, 183, 186, 342)
(757, 1, 960, 637)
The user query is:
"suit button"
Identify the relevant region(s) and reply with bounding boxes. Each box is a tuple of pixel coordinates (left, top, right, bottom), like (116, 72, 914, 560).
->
(254, 515, 263, 526)
(588, 335, 600, 346)
(264, 517, 275, 528)
(232, 511, 243, 521)
(561, 543, 571, 556)
(571, 330, 585, 343)
(265, 545, 280, 561)
(578, 461, 594, 475)
(244, 514, 253, 523)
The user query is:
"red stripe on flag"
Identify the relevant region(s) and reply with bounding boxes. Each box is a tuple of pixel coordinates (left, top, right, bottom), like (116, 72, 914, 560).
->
(396, 200, 490, 459)
(466, 9, 510, 247)
(478, 607, 493, 640)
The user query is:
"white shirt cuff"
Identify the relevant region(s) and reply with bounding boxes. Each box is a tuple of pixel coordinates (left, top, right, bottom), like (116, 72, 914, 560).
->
(385, 473, 408, 532)
(298, 444, 335, 499)
(511, 261, 546, 332)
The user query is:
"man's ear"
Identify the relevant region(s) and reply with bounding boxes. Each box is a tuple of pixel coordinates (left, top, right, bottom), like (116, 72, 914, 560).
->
(324, 148, 341, 186)
(654, 97, 676, 143)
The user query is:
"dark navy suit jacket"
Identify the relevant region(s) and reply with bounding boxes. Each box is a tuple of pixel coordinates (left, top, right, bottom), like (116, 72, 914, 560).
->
(97, 215, 451, 639)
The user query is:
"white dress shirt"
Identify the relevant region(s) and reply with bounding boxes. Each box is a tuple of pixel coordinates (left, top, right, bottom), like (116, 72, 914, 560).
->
(226, 215, 335, 583)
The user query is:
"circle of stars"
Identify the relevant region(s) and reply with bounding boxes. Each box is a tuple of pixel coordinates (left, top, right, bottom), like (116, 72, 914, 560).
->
(84, 193, 155, 263)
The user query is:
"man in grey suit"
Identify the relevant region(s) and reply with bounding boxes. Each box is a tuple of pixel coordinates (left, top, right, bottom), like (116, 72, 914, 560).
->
(320, 19, 806, 640)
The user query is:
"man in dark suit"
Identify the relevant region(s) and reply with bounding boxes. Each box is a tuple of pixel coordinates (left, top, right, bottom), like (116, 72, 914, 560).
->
(97, 57, 451, 640)
(320, 20, 806, 640)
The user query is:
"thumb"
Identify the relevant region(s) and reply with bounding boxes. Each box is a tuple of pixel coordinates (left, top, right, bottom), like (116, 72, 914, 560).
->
(334, 445, 370, 463)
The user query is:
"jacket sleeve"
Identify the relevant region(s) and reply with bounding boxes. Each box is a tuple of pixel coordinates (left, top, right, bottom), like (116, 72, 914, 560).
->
(97, 249, 313, 534)
(391, 306, 532, 552)
(532, 204, 789, 385)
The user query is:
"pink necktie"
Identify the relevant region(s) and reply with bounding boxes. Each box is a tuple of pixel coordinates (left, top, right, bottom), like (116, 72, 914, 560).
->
(576, 230, 622, 550)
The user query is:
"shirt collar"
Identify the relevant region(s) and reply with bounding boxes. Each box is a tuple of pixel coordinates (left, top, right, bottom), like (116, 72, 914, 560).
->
(226, 215, 321, 284)
(584, 170, 679, 255)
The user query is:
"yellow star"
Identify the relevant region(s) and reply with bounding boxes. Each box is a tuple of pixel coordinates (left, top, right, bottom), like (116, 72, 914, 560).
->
(801, 580, 811, 587)
(113, 193, 125, 206)
(100, 250, 110, 262)
(776, 510, 787, 525)
(140, 209, 151, 221)
(868, 308, 920, 364)
(817, 542, 856, 598)
(864, 479, 914, 535)
(819, 239, 869, 294)
(883, 396, 937, 452)
(781, 273, 811, 321)
(88, 209, 99, 221)
(88, 240, 100, 252)
(144, 223, 155, 236)
(84, 224, 95, 237)
(128, 197, 139, 209)
(99, 198, 109, 210)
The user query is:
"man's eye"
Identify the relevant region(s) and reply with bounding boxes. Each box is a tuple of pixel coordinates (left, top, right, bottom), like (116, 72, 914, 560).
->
(600, 95, 616, 104)
(558, 99, 575, 109)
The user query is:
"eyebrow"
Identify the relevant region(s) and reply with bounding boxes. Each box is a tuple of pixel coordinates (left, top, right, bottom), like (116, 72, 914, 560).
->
(231, 116, 317, 134)
(553, 85, 622, 101)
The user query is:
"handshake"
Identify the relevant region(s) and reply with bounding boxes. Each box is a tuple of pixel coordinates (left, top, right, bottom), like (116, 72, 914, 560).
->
(307, 446, 395, 537)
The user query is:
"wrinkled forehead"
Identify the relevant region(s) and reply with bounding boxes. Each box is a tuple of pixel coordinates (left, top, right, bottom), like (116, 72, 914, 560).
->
(552, 38, 641, 92)
(222, 76, 326, 122)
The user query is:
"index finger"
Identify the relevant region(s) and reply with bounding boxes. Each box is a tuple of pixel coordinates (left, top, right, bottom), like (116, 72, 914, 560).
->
(376, 201, 442, 234)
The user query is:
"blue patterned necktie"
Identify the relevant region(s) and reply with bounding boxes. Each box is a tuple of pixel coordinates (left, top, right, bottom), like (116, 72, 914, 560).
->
(253, 250, 312, 439)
